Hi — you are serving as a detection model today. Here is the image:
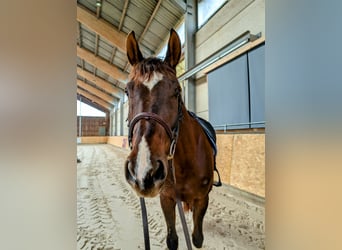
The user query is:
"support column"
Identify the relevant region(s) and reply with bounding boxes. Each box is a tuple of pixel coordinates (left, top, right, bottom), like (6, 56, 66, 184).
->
(114, 108, 118, 136)
(109, 110, 114, 136)
(120, 99, 124, 136)
(78, 97, 82, 137)
(184, 0, 197, 112)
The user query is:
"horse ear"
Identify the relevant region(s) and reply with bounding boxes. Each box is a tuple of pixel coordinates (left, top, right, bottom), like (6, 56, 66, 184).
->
(164, 29, 181, 68)
(126, 31, 144, 66)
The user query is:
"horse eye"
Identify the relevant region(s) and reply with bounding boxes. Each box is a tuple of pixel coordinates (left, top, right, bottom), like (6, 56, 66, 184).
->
(125, 81, 135, 97)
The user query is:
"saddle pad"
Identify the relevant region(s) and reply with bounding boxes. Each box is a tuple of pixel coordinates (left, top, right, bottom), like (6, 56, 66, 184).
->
(188, 111, 222, 187)
(188, 111, 217, 156)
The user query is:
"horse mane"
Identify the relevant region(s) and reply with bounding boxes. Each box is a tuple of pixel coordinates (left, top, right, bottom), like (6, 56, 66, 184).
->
(129, 57, 177, 83)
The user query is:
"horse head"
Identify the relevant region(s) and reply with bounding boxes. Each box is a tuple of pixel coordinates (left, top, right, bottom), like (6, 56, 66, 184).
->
(124, 29, 182, 197)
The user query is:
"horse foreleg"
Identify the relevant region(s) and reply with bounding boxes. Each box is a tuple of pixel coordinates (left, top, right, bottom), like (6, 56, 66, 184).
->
(160, 194, 178, 250)
(192, 196, 209, 248)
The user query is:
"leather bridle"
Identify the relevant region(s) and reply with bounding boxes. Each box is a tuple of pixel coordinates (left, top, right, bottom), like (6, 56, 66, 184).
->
(127, 92, 183, 160)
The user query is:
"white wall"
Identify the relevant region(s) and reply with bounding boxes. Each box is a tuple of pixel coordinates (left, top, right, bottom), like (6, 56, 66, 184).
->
(196, 0, 265, 63)
(195, 76, 209, 119)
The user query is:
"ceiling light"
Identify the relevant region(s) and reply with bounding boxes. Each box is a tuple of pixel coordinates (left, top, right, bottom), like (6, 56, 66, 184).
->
(96, 1, 101, 7)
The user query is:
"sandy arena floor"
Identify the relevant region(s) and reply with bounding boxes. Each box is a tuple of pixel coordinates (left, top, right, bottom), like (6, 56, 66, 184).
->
(77, 144, 265, 249)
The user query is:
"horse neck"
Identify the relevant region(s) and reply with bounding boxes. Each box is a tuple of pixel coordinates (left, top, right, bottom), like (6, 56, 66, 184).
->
(177, 105, 198, 144)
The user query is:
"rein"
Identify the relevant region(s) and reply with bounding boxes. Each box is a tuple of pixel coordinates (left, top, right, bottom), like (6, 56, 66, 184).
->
(127, 95, 193, 250)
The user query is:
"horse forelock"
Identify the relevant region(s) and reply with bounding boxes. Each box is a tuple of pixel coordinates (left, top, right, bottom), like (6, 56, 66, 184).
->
(129, 57, 177, 84)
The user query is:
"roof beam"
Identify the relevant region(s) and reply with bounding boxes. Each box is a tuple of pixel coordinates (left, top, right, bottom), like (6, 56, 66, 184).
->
(119, 0, 129, 30)
(77, 79, 117, 105)
(77, 46, 128, 84)
(77, 67, 123, 99)
(121, 0, 163, 75)
(77, 88, 114, 110)
(154, 16, 184, 57)
(77, 22, 82, 47)
(138, 0, 163, 43)
(109, 0, 129, 65)
(77, 5, 126, 53)
(94, 34, 100, 56)
(77, 94, 110, 114)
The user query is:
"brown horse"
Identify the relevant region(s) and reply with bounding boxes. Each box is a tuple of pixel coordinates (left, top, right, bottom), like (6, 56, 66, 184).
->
(124, 29, 214, 249)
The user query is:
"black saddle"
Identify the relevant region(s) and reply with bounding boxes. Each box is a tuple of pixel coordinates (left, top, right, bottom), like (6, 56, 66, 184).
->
(188, 111, 222, 187)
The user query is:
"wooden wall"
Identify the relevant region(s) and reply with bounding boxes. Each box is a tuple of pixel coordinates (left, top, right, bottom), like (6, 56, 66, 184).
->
(77, 116, 109, 136)
(107, 136, 130, 149)
(79, 136, 108, 144)
(216, 133, 265, 197)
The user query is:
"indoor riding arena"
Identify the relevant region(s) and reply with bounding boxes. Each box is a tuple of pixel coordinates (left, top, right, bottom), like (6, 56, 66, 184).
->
(77, 0, 265, 249)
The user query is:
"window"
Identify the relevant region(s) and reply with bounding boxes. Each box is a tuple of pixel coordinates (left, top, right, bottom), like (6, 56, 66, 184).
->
(77, 100, 106, 117)
(198, 0, 228, 28)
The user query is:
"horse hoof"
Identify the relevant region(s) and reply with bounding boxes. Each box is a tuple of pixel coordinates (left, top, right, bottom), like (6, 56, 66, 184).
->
(192, 233, 204, 248)
(167, 234, 178, 250)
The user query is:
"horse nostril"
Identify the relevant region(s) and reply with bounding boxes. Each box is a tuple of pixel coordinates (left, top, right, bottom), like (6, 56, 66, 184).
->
(125, 160, 136, 182)
(154, 160, 166, 181)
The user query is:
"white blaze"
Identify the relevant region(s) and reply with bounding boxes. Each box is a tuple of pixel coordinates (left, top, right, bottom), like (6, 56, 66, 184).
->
(143, 72, 163, 90)
(136, 136, 152, 186)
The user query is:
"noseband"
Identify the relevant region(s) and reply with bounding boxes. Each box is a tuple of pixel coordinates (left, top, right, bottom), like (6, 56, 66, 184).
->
(127, 93, 183, 160)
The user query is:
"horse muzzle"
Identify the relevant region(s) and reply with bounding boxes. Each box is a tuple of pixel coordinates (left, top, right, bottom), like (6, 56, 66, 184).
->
(125, 158, 167, 197)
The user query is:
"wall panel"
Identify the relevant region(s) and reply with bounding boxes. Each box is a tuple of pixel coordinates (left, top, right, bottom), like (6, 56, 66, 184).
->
(208, 55, 250, 129)
(248, 44, 265, 127)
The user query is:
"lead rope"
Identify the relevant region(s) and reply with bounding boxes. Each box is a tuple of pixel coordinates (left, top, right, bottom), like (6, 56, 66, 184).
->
(139, 197, 150, 250)
(177, 200, 192, 250)
(167, 111, 193, 250)
(169, 157, 193, 250)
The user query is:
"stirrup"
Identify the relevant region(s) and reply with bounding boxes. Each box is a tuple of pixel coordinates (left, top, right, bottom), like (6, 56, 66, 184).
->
(213, 169, 222, 187)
